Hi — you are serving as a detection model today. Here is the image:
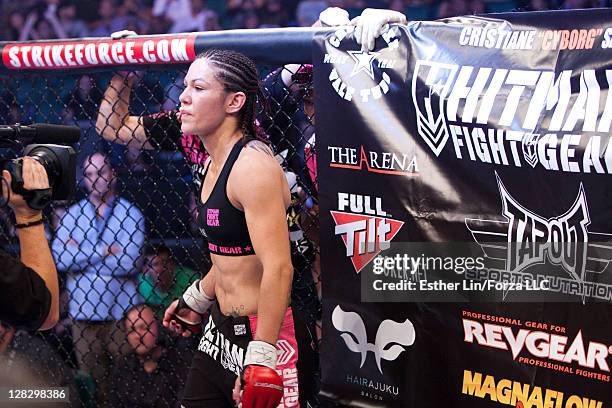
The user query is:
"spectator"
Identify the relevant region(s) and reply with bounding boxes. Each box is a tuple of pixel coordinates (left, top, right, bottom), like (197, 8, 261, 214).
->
(52, 152, 145, 406)
(527, 0, 552, 10)
(437, 0, 470, 18)
(139, 244, 198, 318)
(296, 0, 330, 26)
(90, 0, 135, 37)
(259, 0, 291, 27)
(109, 303, 191, 407)
(65, 74, 103, 121)
(243, 11, 262, 29)
(57, 1, 89, 38)
(389, 0, 407, 11)
(225, 0, 265, 28)
(18, 2, 68, 41)
(152, 0, 218, 33)
(6, 11, 26, 41)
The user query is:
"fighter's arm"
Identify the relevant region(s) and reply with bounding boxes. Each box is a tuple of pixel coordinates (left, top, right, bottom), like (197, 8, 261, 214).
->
(95, 73, 153, 149)
(162, 264, 217, 336)
(232, 149, 293, 344)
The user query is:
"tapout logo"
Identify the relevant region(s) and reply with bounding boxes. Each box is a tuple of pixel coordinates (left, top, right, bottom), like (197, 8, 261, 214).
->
(466, 173, 612, 301)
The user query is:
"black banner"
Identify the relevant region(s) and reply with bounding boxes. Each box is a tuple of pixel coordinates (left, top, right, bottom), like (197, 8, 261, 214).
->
(315, 9, 612, 408)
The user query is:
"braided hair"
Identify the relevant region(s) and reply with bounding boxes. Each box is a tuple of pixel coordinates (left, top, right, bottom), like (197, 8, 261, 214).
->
(197, 49, 268, 142)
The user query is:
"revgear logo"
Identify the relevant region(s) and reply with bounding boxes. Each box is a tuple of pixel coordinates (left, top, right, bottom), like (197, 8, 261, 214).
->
(466, 173, 612, 300)
(411, 61, 612, 175)
(331, 193, 404, 273)
(332, 305, 415, 374)
(323, 26, 401, 103)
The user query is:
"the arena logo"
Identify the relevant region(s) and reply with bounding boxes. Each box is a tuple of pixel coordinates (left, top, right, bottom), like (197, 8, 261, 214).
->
(463, 319, 611, 373)
(465, 174, 612, 300)
(331, 193, 404, 273)
(411, 61, 612, 175)
(332, 305, 415, 374)
(328, 145, 418, 176)
(323, 25, 401, 103)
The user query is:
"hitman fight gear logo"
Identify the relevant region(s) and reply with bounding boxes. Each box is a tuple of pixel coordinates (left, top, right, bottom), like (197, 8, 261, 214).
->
(412, 61, 458, 157)
(411, 61, 612, 175)
(323, 26, 401, 103)
(465, 173, 612, 301)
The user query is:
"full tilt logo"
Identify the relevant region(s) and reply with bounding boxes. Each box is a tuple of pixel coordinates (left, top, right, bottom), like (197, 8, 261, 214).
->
(331, 193, 404, 273)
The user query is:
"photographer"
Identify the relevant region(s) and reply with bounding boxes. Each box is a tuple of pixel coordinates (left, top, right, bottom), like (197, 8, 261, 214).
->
(0, 157, 59, 331)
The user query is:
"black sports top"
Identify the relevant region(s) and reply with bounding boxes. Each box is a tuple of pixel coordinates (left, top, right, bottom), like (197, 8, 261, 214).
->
(197, 138, 255, 256)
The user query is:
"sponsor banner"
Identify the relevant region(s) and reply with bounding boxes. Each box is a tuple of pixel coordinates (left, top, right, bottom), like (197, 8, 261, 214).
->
(315, 8, 612, 407)
(1, 35, 196, 70)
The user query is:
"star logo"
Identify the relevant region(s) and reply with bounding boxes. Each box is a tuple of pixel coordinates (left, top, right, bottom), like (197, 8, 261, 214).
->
(347, 50, 379, 80)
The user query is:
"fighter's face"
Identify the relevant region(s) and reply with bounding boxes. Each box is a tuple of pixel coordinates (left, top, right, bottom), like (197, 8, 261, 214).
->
(179, 59, 233, 137)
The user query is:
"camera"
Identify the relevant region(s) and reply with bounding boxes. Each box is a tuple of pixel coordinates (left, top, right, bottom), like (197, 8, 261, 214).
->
(0, 124, 80, 209)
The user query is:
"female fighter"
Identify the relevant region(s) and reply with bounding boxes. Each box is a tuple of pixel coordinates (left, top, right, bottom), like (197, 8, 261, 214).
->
(162, 49, 301, 408)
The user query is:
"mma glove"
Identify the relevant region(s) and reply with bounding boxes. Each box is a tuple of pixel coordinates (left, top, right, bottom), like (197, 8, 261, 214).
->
(351, 8, 408, 52)
(240, 340, 284, 408)
(173, 279, 215, 334)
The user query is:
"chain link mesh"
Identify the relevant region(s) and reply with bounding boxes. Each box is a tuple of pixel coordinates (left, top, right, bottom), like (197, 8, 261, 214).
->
(0, 62, 321, 407)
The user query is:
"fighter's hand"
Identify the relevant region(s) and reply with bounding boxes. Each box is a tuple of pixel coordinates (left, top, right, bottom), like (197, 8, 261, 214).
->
(162, 299, 202, 337)
(233, 341, 284, 408)
(351, 8, 407, 52)
(2, 157, 49, 220)
(318, 7, 350, 27)
(110, 30, 137, 40)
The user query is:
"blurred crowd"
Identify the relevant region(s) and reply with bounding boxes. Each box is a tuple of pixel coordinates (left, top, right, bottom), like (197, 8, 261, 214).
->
(1, 0, 609, 42)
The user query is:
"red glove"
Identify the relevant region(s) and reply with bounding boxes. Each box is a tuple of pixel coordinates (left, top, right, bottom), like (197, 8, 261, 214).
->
(241, 365, 284, 408)
(240, 341, 284, 408)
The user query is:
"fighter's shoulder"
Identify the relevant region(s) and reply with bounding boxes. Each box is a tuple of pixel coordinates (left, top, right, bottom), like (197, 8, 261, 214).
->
(233, 141, 282, 186)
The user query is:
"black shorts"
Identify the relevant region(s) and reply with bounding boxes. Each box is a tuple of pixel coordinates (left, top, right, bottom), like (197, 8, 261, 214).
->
(181, 303, 316, 408)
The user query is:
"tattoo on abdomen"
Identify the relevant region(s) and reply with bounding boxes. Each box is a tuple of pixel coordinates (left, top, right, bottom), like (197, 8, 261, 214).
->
(230, 305, 245, 317)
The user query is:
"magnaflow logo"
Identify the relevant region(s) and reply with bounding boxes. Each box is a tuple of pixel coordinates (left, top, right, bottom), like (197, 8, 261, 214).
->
(323, 26, 401, 103)
(331, 193, 404, 273)
(332, 305, 415, 374)
(411, 61, 612, 175)
(466, 173, 612, 301)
